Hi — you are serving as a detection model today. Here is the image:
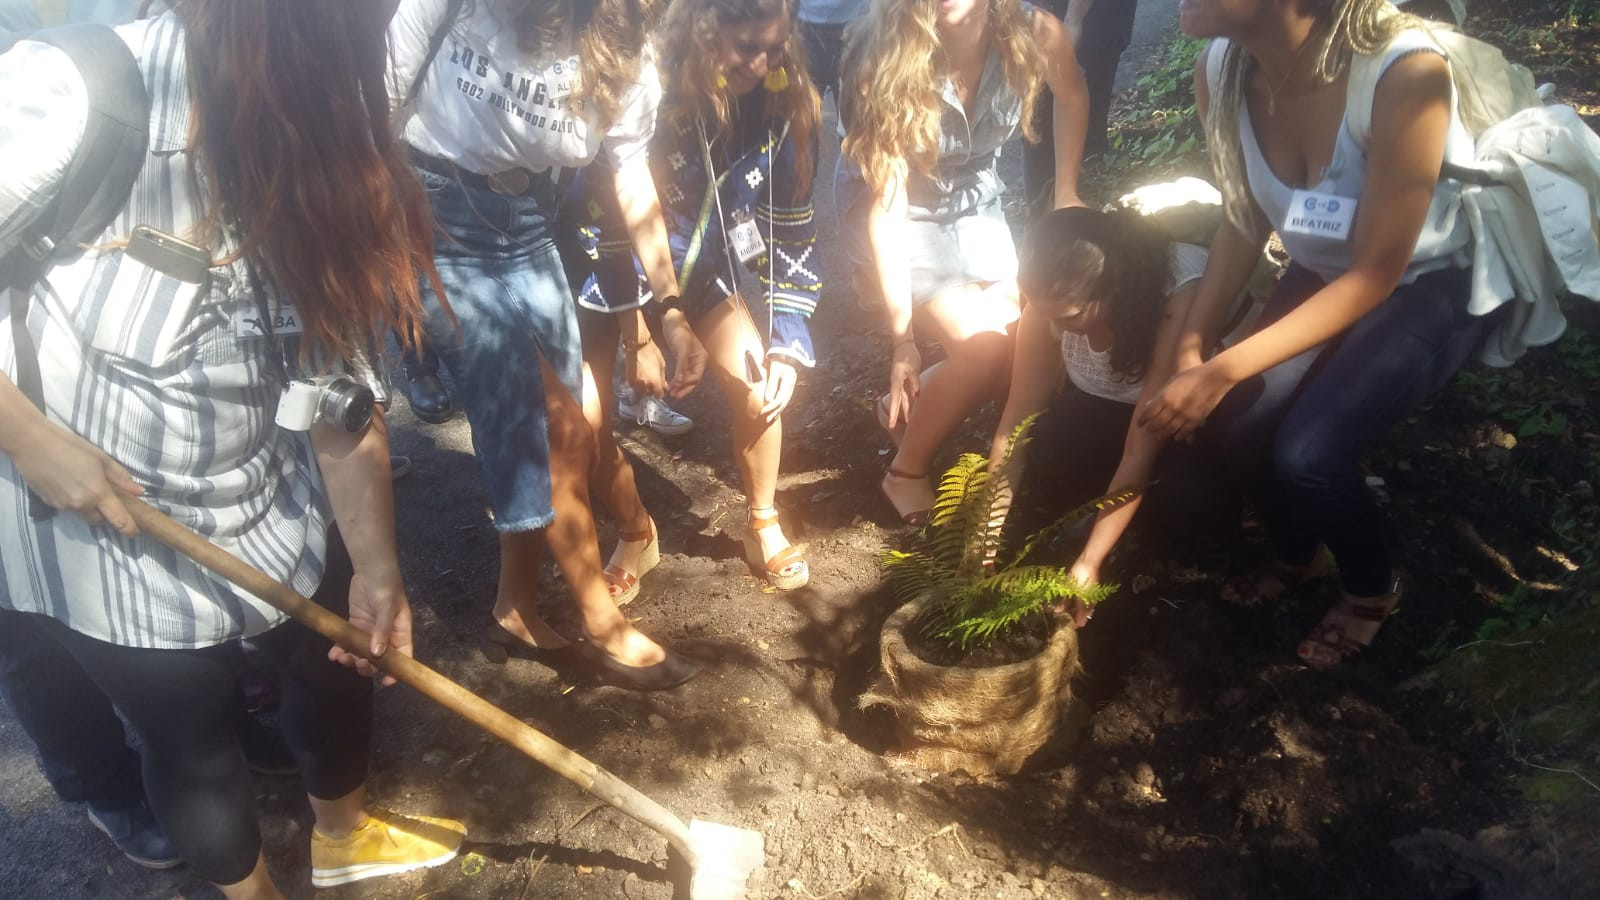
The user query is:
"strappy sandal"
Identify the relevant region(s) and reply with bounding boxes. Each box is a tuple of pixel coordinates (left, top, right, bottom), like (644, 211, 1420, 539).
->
(603, 518, 659, 606)
(1219, 549, 1332, 608)
(880, 468, 932, 527)
(1296, 576, 1403, 669)
(875, 394, 907, 448)
(743, 506, 809, 591)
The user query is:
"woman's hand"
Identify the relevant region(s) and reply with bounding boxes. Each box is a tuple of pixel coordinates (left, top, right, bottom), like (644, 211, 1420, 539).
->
(8, 418, 143, 535)
(760, 357, 798, 422)
(625, 337, 670, 397)
(663, 309, 707, 399)
(886, 340, 921, 428)
(1138, 359, 1238, 442)
(1064, 558, 1101, 627)
(330, 567, 414, 687)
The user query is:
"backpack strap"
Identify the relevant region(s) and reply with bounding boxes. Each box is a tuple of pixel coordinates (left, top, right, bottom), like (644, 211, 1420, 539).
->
(5, 24, 148, 519)
(402, 0, 467, 110)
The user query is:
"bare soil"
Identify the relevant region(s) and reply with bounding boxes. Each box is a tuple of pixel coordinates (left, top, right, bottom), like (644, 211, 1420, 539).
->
(10, 3, 1598, 898)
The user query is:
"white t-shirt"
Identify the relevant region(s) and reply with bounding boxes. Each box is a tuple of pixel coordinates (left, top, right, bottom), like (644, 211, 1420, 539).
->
(387, 0, 660, 175)
(1062, 242, 1210, 404)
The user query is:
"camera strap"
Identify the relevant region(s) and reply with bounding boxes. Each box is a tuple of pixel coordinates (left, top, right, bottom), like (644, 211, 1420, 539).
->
(696, 116, 778, 365)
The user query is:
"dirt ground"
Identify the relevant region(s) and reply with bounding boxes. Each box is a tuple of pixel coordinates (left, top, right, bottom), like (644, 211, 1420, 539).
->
(4, 2, 1598, 898)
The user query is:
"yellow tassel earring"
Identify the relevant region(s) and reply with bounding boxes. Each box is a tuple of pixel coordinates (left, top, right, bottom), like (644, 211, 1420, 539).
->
(763, 67, 789, 92)
(716, 72, 728, 89)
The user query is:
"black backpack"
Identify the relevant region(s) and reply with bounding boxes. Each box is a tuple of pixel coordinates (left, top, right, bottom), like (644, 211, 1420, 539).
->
(2, 24, 149, 517)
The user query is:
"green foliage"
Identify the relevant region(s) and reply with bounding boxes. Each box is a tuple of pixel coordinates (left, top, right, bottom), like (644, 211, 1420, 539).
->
(879, 416, 1132, 652)
(1105, 35, 1207, 172)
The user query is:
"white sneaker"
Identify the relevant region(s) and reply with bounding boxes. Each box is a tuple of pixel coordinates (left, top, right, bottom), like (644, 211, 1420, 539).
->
(616, 390, 695, 435)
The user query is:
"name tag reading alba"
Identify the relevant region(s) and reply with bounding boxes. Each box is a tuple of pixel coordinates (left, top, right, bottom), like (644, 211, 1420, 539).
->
(234, 299, 304, 339)
(1283, 189, 1358, 240)
(545, 57, 578, 100)
(729, 208, 766, 264)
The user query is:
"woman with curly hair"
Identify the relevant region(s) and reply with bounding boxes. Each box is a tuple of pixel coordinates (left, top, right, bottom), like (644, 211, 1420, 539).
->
(837, 0, 1090, 526)
(1, 1, 465, 893)
(389, 0, 701, 689)
(565, 0, 822, 593)
(1139, 0, 1508, 666)
(987, 207, 1212, 623)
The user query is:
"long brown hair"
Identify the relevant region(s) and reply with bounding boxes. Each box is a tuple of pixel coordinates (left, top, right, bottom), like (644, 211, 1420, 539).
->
(179, 0, 440, 361)
(656, 0, 820, 187)
(501, 0, 661, 133)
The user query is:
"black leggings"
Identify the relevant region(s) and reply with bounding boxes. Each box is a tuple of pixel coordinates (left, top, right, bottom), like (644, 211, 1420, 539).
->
(24, 530, 372, 885)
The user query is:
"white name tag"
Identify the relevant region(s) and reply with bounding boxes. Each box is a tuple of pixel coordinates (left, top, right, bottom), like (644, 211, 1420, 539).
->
(234, 299, 304, 339)
(729, 209, 766, 264)
(1283, 189, 1358, 240)
(545, 57, 578, 100)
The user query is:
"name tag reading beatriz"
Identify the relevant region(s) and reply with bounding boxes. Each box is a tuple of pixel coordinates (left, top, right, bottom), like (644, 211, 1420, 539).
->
(1283, 189, 1358, 240)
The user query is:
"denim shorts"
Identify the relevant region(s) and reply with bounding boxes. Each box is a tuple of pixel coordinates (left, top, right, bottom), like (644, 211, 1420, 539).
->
(414, 164, 582, 533)
(834, 158, 1019, 305)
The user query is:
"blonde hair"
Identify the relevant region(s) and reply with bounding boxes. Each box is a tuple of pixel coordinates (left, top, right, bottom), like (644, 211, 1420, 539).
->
(504, 0, 661, 132)
(656, 0, 821, 187)
(1207, 0, 1422, 236)
(839, 0, 1044, 191)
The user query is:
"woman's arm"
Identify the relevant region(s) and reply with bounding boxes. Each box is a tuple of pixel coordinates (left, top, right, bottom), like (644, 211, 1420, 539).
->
(312, 409, 411, 683)
(612, 154, 706, 398)
(1032, 8, 1089, 208)
(989, 302, 1065, 473)
(866, 163, 921, 427)
(0, 374, 143, 535)
(985, 303, 1066, 540)
(1071, 281, 1199, 586)
(1142, 52, 1455, 440)
(1169, 45, 1268, 374)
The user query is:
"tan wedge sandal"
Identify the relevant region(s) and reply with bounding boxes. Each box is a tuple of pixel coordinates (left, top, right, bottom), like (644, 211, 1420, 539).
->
(743, 506, 809, 591)
(603, 519, 659, 606)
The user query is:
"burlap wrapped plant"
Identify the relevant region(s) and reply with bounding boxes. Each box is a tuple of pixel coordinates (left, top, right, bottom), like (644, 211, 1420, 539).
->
(861, 417, 1132, 775)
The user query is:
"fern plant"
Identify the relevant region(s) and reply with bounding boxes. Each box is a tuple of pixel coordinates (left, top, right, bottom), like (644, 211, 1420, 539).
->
(880, 416, 1135, 652)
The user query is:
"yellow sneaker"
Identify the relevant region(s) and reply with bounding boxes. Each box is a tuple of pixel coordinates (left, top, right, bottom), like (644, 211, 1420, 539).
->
(309, 809, 466, 887)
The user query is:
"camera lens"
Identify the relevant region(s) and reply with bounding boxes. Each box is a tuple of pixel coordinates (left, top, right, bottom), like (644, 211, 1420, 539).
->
(317, 378, 376, 433)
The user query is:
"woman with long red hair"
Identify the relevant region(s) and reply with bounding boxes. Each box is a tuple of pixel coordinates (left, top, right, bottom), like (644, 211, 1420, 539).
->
(0, 1, 464, 895)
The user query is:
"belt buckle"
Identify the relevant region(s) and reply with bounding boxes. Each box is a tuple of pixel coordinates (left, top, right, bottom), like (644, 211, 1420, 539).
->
(488, 169, 532, 196)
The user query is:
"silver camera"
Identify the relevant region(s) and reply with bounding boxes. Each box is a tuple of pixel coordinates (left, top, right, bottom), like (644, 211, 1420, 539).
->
(274, 376, 375, 433)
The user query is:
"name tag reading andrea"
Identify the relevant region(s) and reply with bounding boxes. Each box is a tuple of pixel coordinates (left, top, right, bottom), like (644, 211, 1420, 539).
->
(729, 208, 766, 264)
(1283, 189, 1358, 240)
(234, 299, 304, 339)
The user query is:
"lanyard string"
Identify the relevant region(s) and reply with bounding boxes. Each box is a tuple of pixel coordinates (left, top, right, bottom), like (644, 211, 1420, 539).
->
(695, 116, 777, 355)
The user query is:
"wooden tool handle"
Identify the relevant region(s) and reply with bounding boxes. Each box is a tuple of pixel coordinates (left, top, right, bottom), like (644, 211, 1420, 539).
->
(126, 500, 696, 861)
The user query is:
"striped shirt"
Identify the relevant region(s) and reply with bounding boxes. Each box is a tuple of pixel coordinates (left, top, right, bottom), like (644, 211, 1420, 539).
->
(0, 13, 337, 649)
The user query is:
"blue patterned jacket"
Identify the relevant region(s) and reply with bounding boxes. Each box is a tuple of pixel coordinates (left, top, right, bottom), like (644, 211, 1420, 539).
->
(566, 90, 822, 367)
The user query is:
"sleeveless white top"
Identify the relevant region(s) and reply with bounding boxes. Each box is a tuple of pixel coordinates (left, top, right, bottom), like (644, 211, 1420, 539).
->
(1061, 242, 1210, 404)
(1237, 33, 1475, 284)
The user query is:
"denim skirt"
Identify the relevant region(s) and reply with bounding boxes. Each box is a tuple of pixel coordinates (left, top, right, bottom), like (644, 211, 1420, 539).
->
(414, 163, 582, 533)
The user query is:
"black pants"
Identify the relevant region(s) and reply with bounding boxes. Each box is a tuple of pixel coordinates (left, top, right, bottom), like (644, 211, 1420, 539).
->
(1010, 381, 1229, 556)
(0, 530, 372, 884)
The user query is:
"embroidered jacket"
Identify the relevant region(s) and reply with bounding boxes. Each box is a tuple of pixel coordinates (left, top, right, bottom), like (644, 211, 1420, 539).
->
(568, 90, 822, 367)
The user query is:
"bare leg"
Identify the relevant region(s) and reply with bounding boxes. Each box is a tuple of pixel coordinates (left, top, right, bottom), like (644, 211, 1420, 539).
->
(694, 297, 804, 574)
(882, 281, 1020, 516)
(578, 309, 653, 578)
(537, 357, 667, 666)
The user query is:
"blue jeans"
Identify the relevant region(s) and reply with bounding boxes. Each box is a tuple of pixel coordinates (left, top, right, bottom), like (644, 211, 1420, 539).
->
(415, 163, 582, 532)
(1205, 264, 1505, 595)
